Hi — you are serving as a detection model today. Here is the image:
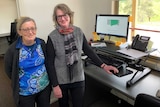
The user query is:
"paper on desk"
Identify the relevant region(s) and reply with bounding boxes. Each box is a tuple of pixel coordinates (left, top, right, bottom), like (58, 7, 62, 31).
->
(91, 42, 107, 47)
(117, 48, 148, 59)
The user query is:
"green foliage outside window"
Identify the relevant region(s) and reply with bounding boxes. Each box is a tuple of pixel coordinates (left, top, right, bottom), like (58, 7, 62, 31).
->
(119, 0, 160, 24)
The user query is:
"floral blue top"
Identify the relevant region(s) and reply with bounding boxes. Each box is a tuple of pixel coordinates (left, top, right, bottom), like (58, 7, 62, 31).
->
(17, 37, 49, 96)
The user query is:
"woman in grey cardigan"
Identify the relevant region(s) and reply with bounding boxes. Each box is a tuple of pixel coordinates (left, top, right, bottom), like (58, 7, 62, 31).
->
(47, 3, 119, 107)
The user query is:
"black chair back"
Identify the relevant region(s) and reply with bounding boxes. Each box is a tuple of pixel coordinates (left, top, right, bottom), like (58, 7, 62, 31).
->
(7, 22, 18, 45)
(134, 93, 160, 107)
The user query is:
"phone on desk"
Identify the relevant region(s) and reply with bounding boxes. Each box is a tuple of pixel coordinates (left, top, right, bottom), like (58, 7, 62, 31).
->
(131, 34, 150, 52)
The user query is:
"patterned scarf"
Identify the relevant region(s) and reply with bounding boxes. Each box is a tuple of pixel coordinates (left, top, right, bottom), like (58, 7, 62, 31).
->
(57, 26, 78, 66)
(58, 27, 74, 35)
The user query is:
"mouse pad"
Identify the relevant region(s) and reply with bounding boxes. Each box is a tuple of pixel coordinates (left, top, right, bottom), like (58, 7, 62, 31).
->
(114, 67, 133, 77)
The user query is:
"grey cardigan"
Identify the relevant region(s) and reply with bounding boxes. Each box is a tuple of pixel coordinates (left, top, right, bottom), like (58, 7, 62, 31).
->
(47, 26, 103, 86)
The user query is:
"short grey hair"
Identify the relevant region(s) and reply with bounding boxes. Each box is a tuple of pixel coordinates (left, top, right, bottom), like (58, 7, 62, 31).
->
(52, 3, 74, 27)
(16, 16, 36, 32)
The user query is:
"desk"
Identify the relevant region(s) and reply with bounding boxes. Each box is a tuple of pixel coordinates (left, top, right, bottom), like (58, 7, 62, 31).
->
(84, 64, 160, 105)
(0, 33, 10, 37)
(0, 33, 10, 55)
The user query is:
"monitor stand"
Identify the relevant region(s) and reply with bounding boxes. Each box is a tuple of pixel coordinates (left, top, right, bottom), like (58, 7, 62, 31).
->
(104, 40, 115, 44)
(103, 35, 115, 44)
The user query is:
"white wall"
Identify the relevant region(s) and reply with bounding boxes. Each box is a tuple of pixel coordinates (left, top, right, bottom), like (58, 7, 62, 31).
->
(16, 0, 112, 41)
(0, 0, 17, 36)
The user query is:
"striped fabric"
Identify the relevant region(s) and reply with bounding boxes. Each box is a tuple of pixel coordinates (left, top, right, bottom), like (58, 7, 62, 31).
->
(64, 33, 78, 66)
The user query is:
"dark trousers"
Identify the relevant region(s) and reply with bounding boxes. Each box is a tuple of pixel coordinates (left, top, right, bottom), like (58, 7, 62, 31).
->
(59, 81, 85, 107)
(18, 85, 51, 107)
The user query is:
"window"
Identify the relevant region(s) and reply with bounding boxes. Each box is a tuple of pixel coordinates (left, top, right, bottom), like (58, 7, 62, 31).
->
(118, 0, 160, 57)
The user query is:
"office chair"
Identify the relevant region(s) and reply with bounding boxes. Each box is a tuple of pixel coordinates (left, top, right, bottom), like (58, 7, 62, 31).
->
(134, 93, 160, 107)
(7, 22, 18, 44)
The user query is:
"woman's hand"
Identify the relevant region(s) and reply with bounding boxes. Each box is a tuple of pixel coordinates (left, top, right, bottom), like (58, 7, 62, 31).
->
(53, 85, 62, 98)
(101, 63, 119, 74)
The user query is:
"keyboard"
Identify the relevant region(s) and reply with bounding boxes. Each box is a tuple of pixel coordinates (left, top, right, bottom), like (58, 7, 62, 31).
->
(85, 53, 133, 77)
(97, 54, 124, 68)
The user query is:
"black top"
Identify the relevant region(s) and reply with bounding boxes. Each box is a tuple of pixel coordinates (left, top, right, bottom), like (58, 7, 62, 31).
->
(46, 34, 103, 86)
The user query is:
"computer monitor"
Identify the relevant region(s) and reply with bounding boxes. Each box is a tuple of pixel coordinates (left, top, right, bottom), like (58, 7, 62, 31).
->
(95, 14, 130, 41)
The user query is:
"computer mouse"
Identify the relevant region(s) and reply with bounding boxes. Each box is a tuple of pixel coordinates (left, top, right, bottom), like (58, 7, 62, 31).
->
(156, 89, 160, 98)
(110, 70, 117, 74)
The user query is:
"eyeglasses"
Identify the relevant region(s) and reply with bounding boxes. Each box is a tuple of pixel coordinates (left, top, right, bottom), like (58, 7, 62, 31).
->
(20, 27, 37, 32)
(56, 14, 68, 20)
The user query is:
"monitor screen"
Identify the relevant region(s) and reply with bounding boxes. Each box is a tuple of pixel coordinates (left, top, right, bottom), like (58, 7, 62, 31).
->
(95, 14, 130, 39)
